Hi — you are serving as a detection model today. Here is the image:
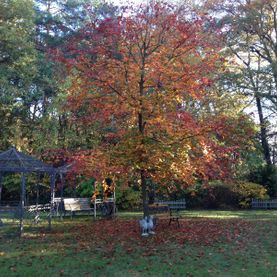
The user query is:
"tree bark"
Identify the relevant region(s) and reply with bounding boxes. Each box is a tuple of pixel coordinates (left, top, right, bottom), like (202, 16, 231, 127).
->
(138, 110, 148, 217)
(141, 169, 149, 217)
(255, 96, 272, 165)
(138, 44, 148, 217)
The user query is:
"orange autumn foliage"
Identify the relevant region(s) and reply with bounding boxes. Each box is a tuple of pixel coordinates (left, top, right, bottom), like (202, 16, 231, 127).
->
(57, 1, 254, 211)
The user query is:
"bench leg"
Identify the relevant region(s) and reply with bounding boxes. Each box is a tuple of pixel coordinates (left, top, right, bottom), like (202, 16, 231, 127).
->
(169, 217, 180, 227)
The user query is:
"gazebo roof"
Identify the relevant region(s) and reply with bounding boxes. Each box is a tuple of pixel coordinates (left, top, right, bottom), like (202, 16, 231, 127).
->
(0, 147, 55, 173)
(56, 163, 73, 174)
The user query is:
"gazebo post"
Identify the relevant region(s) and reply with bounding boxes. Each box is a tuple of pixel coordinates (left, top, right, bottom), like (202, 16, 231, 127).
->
(60, 173, 64, 199)
(112, 177, 116, 218)
(48, 172, 56, 230)
(0, 173, 3, 206)
(60, 173, 65, 219)
(35, 173, 40, 220)
(73, 176, 77, 198)
(94, 181, 97, 219)
(113, 187, 116, 218)
(19, 173, 26, 237)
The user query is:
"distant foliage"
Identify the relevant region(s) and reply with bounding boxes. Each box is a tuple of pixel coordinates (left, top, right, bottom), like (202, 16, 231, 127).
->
(231, 181, 269, 208)
(186, 181, 269, 209)
(76, 178, 95, 198)
(248, 165, 277, 197)
(116, 187, 141, 211)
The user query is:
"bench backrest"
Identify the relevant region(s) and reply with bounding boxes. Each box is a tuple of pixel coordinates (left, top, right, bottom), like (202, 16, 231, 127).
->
(26, 204, 51, 212)
(92, 197, 115, 204)
(63, 198, 91, 211)
(155, 199, 186, 210)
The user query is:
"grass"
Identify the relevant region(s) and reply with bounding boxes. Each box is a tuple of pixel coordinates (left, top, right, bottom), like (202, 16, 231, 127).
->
(119, 209, 277, 219)
(0, 210, 276, 276)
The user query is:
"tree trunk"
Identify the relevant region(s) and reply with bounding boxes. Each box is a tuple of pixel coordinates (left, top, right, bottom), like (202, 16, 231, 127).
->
(138, 49, 148, 217)
(141, 169, 149, 217)
(255, 96, 272, 165)
(138, 111, 148, 217)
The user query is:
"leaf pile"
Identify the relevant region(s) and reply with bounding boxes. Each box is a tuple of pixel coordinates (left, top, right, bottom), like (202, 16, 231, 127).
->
(63, 218, 255, 252)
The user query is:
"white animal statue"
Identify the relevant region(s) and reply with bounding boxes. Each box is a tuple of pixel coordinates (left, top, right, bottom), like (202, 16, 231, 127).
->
(147, 215, 155, 235)
(139, 217, 148, 236)
(139, 215, 156, 236)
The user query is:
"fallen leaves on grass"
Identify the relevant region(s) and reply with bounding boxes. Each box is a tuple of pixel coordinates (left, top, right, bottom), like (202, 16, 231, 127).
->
(62, 218, 256, 252)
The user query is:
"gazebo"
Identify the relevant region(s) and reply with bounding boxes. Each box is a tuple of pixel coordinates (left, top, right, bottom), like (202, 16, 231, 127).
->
(0, 147, 56, 236)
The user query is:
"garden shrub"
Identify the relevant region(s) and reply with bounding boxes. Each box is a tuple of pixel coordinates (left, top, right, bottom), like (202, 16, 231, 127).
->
(248, 165, 277, 197)
(116, 187, 141, 211)
(184, 182, 236, 209)
(204, 184, 238, 209)
(76, 178, 95, 197)
(231, 181, 269, 208)
(185, 181, 269, 209)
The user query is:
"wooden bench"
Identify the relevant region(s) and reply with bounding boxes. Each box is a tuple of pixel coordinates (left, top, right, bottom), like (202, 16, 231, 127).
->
(92, 198, 116, 218)
(63, 198, 93, 218)
(151, 199, 186, 227)
(148, 203, 169, 215)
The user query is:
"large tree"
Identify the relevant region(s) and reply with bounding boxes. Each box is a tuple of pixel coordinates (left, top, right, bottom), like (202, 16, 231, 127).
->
(204, 0, 277, 165)
(59, 1, 254, 215)
(29, 0, 119, 153)
(0, 0, 37, 150)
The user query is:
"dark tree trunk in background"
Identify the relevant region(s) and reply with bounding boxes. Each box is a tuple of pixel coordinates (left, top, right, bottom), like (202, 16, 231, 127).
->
(256, 96, 272, 165)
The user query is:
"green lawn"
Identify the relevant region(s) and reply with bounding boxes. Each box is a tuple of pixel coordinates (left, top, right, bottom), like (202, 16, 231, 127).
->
(0, 210, 276, 276)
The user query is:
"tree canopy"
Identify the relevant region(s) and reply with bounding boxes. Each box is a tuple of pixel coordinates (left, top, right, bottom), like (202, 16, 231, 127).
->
(57, 1, 255, 214)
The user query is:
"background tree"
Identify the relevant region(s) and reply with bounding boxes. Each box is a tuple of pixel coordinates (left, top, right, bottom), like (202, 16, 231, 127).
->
(0, 0, 37, 150)
(0, 0, 117, 154)
(204, 0, 277, 165)
(31, 0, 119, 154)
(30, 0, 92, 153)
